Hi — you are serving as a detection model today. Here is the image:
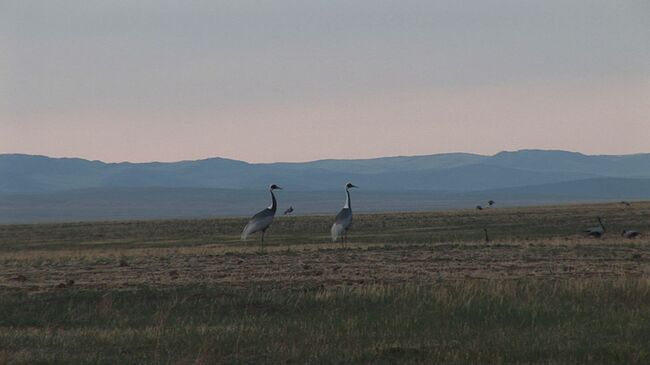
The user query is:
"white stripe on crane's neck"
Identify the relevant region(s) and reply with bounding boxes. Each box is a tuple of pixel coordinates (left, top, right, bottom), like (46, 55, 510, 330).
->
(344, 188, 351, 209)
(267, 189, 277, 211)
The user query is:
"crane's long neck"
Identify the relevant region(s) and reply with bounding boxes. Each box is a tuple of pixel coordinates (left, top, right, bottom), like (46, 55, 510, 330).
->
(268, 190, 277, 212)
(344, 188, 351, 209)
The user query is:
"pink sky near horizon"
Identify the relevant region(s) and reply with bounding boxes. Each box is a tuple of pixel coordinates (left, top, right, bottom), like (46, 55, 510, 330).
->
(2, 1, 649, 163)
(3, 77, 649, 163)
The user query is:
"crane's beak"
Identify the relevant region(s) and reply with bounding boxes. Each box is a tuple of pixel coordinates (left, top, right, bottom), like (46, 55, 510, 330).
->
(351, 184, 358, 189)
(276, 186, 283, 190)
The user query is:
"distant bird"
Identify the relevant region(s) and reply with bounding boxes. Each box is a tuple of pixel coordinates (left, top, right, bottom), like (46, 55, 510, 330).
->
(284, 206, 294, 215)
(620, 201, 632, 207)
(621, 230, 640, 239)
(488, 200, 495, 207)
(331, 183, 358, 243)
(476, 205, 484, 211)
(585, 217, 605, 238)
(241, 184, 282, 242)
(483, 228, 490, 243)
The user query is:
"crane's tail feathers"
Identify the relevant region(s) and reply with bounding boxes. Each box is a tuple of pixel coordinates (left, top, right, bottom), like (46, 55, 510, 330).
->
(331, 223, 343, 242)
(241, 222, 254, 241)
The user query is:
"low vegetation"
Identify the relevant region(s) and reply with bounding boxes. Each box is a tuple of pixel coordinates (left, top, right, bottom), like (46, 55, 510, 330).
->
(1, 202, 649, 364)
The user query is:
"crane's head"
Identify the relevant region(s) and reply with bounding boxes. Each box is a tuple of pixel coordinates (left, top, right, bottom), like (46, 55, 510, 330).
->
(345, 182, 358, 190)
(269, 184, 282, 191)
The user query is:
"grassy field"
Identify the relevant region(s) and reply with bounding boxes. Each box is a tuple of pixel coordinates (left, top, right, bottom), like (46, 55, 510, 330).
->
(1, 202, 649, 364)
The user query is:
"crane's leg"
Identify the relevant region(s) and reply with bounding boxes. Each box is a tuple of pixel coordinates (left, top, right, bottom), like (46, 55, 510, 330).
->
(258, 230, 267, 252)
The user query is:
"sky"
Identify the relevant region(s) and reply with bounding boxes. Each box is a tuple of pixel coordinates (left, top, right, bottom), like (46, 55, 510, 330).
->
(2, 0, 649, 163)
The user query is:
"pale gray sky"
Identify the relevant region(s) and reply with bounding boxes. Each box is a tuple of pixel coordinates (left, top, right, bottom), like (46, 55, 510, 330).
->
(2, 0, 649, 162)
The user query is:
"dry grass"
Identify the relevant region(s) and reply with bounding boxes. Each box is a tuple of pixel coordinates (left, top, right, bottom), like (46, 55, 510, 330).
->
(1, 202, 649, 363)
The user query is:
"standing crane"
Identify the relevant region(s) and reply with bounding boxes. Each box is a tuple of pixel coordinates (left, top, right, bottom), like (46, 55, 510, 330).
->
(331, 183, 358, 243)
(241, 184, 282, 242)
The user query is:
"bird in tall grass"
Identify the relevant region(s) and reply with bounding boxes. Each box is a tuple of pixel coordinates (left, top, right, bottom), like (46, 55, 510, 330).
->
(476, 205, 484, 211)
(585, 217, 605, 238)
(241, 184, 282, 242)
(331, 183, 358, 243)
(621, 230, 640, 239)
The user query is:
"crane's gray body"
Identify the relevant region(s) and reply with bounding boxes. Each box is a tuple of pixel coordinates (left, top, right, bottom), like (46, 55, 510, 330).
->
(332, 207, 353, 241)
(241, 187, 278, 241)
(585, 218, 605, 238)
(331, 185, 355, 242)
(622, 230, 640, 239)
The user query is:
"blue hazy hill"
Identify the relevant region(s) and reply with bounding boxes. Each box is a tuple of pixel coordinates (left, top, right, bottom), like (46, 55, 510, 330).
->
(2, 150, 650, 194)
(2, 150, 650, 222)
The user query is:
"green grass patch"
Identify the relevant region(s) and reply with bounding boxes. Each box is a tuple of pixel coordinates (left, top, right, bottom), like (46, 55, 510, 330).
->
(1, 279, 649, 364)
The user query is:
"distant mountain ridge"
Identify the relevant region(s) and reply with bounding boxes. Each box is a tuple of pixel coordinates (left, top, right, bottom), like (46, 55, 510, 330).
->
(2, 150, 650, 194)
(2, 149, 650, 223)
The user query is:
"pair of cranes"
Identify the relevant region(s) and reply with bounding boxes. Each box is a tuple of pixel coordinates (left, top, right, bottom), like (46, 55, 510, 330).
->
(476, 200, 495, 211)
(241, 182, 358, 243)
(584, 217, 641, 239)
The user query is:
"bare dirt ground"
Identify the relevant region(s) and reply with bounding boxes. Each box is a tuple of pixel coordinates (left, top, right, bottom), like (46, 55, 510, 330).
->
(3, 238, 648, 292)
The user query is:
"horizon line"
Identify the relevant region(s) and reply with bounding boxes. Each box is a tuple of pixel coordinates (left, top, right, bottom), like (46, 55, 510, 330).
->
(2, 148, 650, 165)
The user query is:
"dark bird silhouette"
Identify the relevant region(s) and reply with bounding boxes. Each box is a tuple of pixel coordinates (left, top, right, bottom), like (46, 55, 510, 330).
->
(284, 206, 294, 215)
(585, 217, 605, 238)
(241, 184, 282, 242)
(488, 200, 495, 207)
(621, 230, 640, 239)
(476, 205, 484, 211)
